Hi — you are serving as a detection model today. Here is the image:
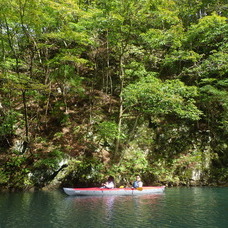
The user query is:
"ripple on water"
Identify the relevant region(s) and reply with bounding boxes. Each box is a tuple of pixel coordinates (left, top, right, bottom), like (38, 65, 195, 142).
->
(1, 188, 228, 228)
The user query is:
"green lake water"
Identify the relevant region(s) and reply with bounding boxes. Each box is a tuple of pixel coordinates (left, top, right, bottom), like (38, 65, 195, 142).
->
(0, 187, 228, 228)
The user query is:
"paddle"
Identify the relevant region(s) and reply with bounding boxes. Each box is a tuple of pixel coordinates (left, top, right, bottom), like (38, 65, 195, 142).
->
(136, 187, 143, 191)
(119, 186, 143, 190)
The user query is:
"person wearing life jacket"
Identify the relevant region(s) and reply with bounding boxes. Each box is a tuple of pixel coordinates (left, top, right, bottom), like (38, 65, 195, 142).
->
(132, 175, 143, 188)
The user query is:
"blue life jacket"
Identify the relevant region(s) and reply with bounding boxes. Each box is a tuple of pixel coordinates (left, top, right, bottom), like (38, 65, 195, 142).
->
(133, 181, 139, 188)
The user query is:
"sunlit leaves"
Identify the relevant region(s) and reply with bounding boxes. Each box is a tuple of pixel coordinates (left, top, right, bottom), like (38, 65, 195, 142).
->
(123, 75, 202, 120)
(185, 13, 228, 53)
(164, 50, 202, 69)
(97, 121, 119, 143)
(1, 73, 47, 91)
(0, 0, 227, 179)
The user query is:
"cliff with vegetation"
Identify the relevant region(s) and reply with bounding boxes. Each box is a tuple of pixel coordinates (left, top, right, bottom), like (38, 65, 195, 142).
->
(0, 0, 228, 191)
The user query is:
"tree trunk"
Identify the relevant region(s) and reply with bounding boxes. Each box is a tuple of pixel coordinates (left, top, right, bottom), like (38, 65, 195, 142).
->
(114, 53, 124, 159)
(22, 90, 29, 144)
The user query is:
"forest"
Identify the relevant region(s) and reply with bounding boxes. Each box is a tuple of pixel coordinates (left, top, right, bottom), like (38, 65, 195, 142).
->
(0, 0, 227, 191)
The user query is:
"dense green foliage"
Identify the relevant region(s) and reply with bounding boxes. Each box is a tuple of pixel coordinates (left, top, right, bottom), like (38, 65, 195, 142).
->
(0, 0, 227, 190)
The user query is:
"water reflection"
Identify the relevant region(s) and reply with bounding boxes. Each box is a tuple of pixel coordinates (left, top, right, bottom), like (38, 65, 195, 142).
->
(161, 187, 228, 227)
(1, 188, 228, 228)
(61, 193, 165, 227)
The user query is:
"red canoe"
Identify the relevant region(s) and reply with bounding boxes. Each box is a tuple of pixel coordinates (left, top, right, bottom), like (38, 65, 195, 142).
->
(63, 186, 165, 196)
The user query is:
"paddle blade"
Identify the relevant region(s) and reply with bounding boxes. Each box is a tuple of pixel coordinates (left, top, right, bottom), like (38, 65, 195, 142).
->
(136, 187, 143, 191)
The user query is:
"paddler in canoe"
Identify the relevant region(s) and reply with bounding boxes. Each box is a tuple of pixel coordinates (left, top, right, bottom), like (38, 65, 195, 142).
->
(132, 175, 143, 188)
(101, 176, 115, 189)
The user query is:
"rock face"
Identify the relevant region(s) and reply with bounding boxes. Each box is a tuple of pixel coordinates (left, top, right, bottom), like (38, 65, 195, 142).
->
(37, 159, 71, 190)
(189, 169, 202, 186)
(42, 166, 68, 190)
(41, 159, 85, 190)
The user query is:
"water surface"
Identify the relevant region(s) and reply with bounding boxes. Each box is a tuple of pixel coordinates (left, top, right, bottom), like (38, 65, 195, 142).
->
(0, 187, 228, 228)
